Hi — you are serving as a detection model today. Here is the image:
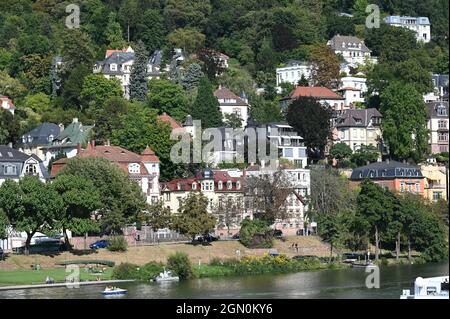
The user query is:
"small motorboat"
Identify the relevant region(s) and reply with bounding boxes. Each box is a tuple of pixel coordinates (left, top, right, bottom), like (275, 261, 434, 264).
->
(102, 286, 127, 296)
(401, 276, 449, 299)
(351, 260, 376, 269)
(153, 268, 179, 282)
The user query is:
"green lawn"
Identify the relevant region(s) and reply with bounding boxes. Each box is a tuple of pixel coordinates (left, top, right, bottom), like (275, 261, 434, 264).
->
(0, 267, 113, 286)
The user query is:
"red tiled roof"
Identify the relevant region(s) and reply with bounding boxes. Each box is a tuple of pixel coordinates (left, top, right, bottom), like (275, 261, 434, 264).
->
(157, 113, 183, 130)
(51, 143, 159, 177)
(141, 146, 160, 162)
(0, 95, 15, 110)
(105, 48, 127, 58)
(214, 87, 248, 105)
(338, 86, 361, 91)
(288, 87, 344, 100)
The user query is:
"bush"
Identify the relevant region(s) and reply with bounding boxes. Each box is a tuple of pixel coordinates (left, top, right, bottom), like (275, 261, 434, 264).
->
(107, 236, 128, 252)
(139, 262, 165, 280)
(111, 262, 140, 279)
(167, 251, 193, 280)
(239, 219, 273, 248)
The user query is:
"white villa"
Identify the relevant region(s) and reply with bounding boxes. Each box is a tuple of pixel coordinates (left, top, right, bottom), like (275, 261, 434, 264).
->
(384, 16, 431, 43)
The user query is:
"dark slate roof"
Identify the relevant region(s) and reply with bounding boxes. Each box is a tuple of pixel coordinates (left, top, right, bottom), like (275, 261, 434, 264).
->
(22, 123, 60, 147)
(0, 146, 48, 179)
(350, 160, 424, 180)
(0, 146, 30, 162)
(328, 35, 371, 53)
(426, 101, 449, 118)
(335, 108, 382, 128)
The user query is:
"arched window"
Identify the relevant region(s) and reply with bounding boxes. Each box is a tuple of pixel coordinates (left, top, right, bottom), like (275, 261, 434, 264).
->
(227, 181, 232, 190)
(236, 181, 241, 190)
(218, 181, 223, 190)
(192, 183, 197, 190)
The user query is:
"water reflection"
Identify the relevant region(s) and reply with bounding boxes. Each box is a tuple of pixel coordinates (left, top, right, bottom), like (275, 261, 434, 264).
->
(0, 261, 448, 299)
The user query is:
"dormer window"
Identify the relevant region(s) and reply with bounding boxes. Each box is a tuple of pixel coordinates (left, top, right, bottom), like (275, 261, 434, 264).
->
(227, 181, 232, 190)
(48, 134, 54, 142)
(236, 181, 241, 190)
(110, 64, 117, 71)
(25, 164, 37, 175)
(218, 181, 223, 190)
(192, 183, 197, 190)
(177, 183, 181, 190)
(27, 135, 32, 143)
(4, 165, 16, 175)
(128, 163, 140, 174)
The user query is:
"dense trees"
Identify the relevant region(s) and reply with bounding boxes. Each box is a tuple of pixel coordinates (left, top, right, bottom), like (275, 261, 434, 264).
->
(129, 41, 149, 102)
(172, 192, 216, 241)
(190, 77, 223, 128)
(380, 82, 429, 162)
(286, 97, 333, 160)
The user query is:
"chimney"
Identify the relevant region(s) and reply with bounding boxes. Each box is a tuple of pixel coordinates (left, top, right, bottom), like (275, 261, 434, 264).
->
(58, 123, 64, 133)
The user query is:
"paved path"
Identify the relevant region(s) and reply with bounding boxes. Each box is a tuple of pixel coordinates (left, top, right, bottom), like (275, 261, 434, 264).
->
(0, 279, 135, 291)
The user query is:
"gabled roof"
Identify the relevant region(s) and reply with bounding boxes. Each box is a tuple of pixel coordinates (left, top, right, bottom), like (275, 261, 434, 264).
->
(0, 145, 47, 179)
(328, 35, 371, 53)
(46, 120, 94, 149)
(214, 87, 248, 105)
(0, 145, 31, 162)
(350, 160, 424, 180)
(0, 95, 15, 111)
(285, 87, 344, 100)
(157, 113, 183, 130)
(22, 123, 61, 147)
(141, 146, 160, 163)
(335, 108, 382, 127)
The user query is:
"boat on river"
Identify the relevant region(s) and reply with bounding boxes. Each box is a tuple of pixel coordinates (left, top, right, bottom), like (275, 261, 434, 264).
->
(153, 269, 179, 282)
(400, 276, 449, 299)
(102, 286, 127, 295)
(351, 260, 376, 268)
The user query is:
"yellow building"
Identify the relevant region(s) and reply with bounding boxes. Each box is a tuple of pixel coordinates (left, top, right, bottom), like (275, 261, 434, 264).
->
(421, 164, 448, 202)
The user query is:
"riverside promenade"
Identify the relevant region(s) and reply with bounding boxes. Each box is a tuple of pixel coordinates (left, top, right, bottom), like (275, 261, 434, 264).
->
(0, 279, 134, 291)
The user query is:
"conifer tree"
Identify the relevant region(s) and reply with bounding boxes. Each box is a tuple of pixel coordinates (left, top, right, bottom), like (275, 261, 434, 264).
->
(129, 41, 149, 101)
(191, 77, 223, 128)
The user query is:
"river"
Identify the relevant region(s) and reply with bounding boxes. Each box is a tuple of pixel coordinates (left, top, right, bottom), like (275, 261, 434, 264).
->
(0, 261, 448, 299)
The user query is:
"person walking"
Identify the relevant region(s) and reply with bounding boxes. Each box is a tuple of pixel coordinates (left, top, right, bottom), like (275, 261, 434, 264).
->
(295, 243, 299, 253)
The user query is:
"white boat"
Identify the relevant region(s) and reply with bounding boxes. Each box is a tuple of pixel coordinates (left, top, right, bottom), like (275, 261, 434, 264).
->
(153, 269, 179, 282)
(351, 260, 376, 269)
(400, 276, 449, 299)
(102, 286, 127, 295)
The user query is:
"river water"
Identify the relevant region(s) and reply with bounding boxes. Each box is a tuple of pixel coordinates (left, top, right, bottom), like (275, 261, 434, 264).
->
(0, 261, 448, 299)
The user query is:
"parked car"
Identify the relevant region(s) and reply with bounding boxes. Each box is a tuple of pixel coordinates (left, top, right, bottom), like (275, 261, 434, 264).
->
(273, 229, 283, 239)
(194, 233, 219, 243)
(232, 233, 240, 240)
(89, 240, 109, 250)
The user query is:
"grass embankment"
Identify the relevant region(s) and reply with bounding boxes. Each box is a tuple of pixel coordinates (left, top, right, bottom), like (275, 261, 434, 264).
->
(0, 268, 113, 286)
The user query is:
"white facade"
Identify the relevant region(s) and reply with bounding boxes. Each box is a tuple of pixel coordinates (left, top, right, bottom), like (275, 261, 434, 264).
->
(276, 61, 312, 88)
(339, 88, 364, 107)
(340, 76, 367, 93)
(327, 35, 372, 65)
(266, 124, 308, 168)
(384, 16, 431, 43)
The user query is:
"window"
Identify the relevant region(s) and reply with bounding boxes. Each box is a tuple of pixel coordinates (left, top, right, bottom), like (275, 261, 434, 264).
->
(438, 120, 447, 129)
(433, 192, 442, 201)
(192, 183, 197, 190)
(128, 163, 140, 174)
(400, 182, 405, 192)
(236, 181, 241, 190)
(164, 193, 171, 201)
(353, 129, 357, 138)
(25, 164, 37, 175)
(218, 181, 223, 190)
(407, 184, 412, 193)
(284, 148, 293, 157)
(3, 165, 16, 175)
(232, 108, 241, 116)
(227, 181, 232, 190)
(415, 183, 420, 193)
(177, 183, 181, 190)
(438, 132, 448, 142)
(110, 64, 117, 71)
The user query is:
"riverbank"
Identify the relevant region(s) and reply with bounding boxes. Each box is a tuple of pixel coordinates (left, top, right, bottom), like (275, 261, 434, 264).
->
(0, 279, 133, 291)
(0, 236, 333, 270)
